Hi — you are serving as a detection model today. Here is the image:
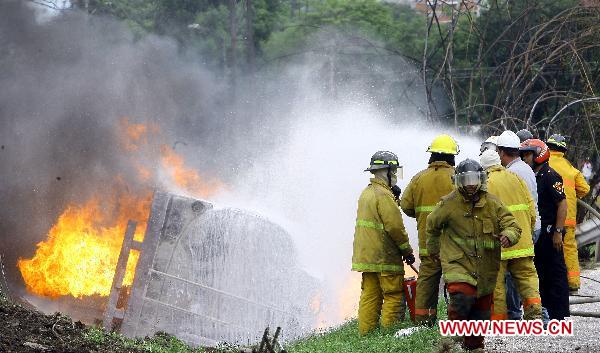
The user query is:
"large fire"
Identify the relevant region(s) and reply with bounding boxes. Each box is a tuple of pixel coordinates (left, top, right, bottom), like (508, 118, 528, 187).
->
(17, 195, 149, 298)
(17, 118, 222, 299)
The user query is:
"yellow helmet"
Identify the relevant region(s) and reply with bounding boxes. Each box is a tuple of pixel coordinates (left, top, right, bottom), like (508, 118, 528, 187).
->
(427, 134, 459, 155)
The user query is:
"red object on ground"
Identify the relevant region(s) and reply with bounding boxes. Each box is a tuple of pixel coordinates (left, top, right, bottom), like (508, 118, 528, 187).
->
(403, 276, 417, 322)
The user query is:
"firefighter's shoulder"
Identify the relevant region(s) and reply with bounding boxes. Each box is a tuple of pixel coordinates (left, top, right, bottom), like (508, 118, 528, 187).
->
(439, 190, 458, 204)
(407, 167, 429, 184)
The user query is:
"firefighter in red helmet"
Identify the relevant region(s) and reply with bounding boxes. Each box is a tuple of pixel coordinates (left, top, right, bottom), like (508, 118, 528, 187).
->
(520, 139, 570, 320)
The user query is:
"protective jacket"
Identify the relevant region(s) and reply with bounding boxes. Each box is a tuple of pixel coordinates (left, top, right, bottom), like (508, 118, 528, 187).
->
(486, 165, 536, 260)
(506, 158, 541, 232)
(401, 161, 454, 256)
(352, 178, 413, 273)
(549, 151, 590, 227)
(426, 190, 521, 297)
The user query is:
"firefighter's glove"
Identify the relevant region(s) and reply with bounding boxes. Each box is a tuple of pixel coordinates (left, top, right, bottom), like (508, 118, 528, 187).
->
(391, 185, 401, 200)
(403, 253, 415, 265)
(499, 234, 512, 248)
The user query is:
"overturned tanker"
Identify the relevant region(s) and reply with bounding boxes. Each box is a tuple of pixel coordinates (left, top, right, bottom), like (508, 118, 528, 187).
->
(104, 191, 319, 346)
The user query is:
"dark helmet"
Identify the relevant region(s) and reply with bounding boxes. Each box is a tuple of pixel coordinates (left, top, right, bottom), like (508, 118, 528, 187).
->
(546, 134, 567, 151)
(516, 129, 533, 143)
(364, 151, 400, 172)
(454, 159, 486, 196)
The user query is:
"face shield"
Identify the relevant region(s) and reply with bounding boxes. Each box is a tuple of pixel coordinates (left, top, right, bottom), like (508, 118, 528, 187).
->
(372, 165, 403, 186)
(389, 165, 404, 181)
(454, 171, 486, 195)
(387, 166, 403, 187)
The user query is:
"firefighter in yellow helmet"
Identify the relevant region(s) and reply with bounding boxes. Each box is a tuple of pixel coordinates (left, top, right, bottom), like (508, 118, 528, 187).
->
(400, 134, 458, 326)
(352, 151, 415, 335)
(547, 134, 590, 292)
(427, 158, 521, 351)
(480, 150, 542, 320)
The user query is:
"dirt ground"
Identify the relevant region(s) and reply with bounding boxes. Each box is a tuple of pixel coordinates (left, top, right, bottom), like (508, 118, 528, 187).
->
(0, 295, 131, 353)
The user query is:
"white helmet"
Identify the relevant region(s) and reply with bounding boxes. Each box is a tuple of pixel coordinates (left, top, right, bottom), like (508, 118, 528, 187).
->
(479, 135, 498, 155)
(496, 131, 521, 149)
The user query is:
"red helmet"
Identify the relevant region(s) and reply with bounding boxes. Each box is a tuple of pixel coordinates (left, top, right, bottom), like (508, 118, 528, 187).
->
(519, 139, 549, 164)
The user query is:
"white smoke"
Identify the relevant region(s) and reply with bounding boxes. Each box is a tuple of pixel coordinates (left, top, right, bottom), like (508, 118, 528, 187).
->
(2, 0, 486, 332)
(215, 90, 482, 326)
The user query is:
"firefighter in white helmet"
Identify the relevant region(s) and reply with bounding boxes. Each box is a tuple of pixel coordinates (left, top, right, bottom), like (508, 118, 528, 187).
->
(480, 149, 541, 321)
(494, 130, 542, 320)
(480, 136, 498, 155)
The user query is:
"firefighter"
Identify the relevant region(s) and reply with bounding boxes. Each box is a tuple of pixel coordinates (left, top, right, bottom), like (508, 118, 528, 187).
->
(520, 139, 570, 320)
(400, 134, 458, 326)
(426, 159, 521, 351)
(497, 131, 541, 241)
(496, 130, 541, 320)
(480, 136, 498, 155)
(480, 150, 542, 321)
(352, 151, 415, 335)
(547, 134, 590, 293)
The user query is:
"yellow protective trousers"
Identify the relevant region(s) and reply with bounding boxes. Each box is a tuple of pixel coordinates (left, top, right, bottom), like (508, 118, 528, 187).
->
(414, 255, 442, 326)
(563, 227, 580, 290)
(491, 257, 542, 320)
(358, 272, 405, 335)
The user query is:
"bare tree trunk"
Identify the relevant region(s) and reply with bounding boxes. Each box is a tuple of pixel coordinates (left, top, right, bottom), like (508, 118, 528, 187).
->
(422, 2, 432, 122)
(245, 0, 255, 73)
(291, 0, 297, 18)
(228, 0, 237, 96)
(328, 51, 336, 98)
(448, 5, 458, 131)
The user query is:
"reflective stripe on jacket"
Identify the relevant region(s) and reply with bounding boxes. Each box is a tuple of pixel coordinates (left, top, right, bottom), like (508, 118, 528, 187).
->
(506, 158, 541, 232)
(549, 152, 590, 227)
(352, 178, 413, 273)
(400, 161, 454, 256)
(426, 190, 521, 297)
(486, 165, 536, 260)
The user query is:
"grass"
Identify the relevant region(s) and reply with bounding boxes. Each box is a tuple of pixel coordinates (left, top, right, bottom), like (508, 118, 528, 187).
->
(1, 285, 460, 353)
(84, 328, 207, 353)
(286, 301, 462, 353)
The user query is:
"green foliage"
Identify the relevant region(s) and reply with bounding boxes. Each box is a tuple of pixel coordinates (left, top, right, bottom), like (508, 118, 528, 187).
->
(84, 0, 428, 71)
(77, 0, 598, 139)
(90, 0, 158, 35)
(261, 1, 426, 61)
(430, 0, 598, 130)
(191, 4, 231, 68)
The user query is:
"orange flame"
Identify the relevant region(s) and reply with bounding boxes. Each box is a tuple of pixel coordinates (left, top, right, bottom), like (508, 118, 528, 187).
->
(338, 272, 361, 321)
(160, 144, 224, 198)
(18, 118, 223, 299)
(317, 265, 418, 328)
(119, 117, 159, 151)
(18, 194, 150, 298)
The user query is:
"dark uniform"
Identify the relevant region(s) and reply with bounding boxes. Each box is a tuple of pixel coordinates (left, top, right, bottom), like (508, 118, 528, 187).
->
(535, 162, 570, 320)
